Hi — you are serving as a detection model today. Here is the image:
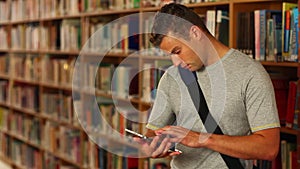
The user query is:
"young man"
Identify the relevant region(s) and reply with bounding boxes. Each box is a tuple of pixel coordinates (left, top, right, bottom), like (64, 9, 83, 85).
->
(137, 3, 280, 169)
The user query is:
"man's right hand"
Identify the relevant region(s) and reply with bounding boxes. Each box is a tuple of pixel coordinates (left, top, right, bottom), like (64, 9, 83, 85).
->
(133, 134, 181, 158)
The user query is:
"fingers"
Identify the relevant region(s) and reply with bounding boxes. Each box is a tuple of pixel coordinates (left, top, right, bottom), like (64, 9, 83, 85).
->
(151, 137, 171, 157)
(169, 151, 182, 156)
(148, 135, 182, 158)
(149, 136, 160, 152)
(134, 126, 185, 158)
(156, 126, 189, 135)
(134, 135, 174, 158)
(156, 126, 189, 142)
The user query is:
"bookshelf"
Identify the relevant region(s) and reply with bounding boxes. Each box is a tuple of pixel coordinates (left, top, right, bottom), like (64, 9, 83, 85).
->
(0, 0, 299, 168)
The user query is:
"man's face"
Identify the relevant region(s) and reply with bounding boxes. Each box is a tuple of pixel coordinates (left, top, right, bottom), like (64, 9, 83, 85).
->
(159, 35, 203, 72)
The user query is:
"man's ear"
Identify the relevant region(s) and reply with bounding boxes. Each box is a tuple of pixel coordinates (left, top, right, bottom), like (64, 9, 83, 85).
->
(189, 26, 202, 40)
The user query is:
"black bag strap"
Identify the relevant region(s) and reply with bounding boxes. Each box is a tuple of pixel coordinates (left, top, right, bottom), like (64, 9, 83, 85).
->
(178, 66, 244, 169)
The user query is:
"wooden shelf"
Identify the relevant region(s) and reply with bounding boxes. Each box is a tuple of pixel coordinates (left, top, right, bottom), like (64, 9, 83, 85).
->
(7, 49, 81, 55)
(95, 90, 140, 104)
(0, 73, 9, 79)
(280, 127, 298, 135)
(80, 51, 140, 58)
(231, 0, 295, 3)
(0, 101, 9, 107)
(40, 82, 73, 91)
(10, 18, 40, 25)
(186, 1, 229, 7)
(12, 77, 40, 85)
(10, 106, 39, 116)
(261, 61, 299, 67)
(0, 21, 10, 25)
(0, 49, 9, 52)
(140, 6, 160, 12)
(1, 129, 87, 169)
(82, 8, 140, 17)
(10, 49, 40, 54)
(140, 1, 230, 12)
(39, 113, 82, 130)
(141, 55, 170, 60)
(3, 130, 41, 149)
(40, 50, 80, 55)
(4, 9, 141, 23)
(46, 150, 88, 169)
(86, 130, 141, 150)
(40, 14, 82, 21)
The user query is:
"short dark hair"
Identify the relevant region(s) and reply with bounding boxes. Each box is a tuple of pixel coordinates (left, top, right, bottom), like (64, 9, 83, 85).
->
(149, 3, 211, 47)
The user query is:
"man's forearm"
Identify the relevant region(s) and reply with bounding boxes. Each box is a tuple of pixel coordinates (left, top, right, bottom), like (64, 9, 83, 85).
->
(204, 128, 280, 160)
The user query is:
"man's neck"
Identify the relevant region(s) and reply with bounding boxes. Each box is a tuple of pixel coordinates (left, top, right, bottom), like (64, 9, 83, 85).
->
(205, 38, 230, 66)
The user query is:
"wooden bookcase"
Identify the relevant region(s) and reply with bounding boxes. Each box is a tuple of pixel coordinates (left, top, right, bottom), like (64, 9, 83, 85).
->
(0, 0, 299, 168)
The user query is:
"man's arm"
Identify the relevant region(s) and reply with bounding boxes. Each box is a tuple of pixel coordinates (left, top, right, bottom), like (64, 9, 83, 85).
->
(205, 127, 280, 160)
(157, 126, 280, 160)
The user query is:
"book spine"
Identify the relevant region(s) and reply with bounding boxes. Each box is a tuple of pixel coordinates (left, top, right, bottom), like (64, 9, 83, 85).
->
(285, 81, 297, 128)
(254, 10, 261, 60)
(259, 10, 266, 61)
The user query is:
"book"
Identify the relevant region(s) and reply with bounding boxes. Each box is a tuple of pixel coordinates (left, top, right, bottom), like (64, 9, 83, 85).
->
(254, 10, 260, 60)
(237, 11, 254, 56)
(271, 77, 289, 125)
(0, 1, 10, 22)
(98, 63, 115, 92)
(216, 10, 229, 46)
(0, 80, 8, 103)
(0, 27, 8, 49)
(259, 9, 267, 61)
(266, 18, 275, 61)
(206, 10, 216, 37)
(126, 156, 139, 169)
(281, 2, 298, 60)
(283, 10, 291, 57)
(60, 19, 81, 51)
(254, 9, 282, 61)
(112, 65, 139, 99)
(128, 15, 140, 52)
(285, 81, 297, 128)
(142, 60, 172, 102)
(272, 13, 283, 61)
(0, 54, 9, 75)
(289, 7, 298, 62)
(0, 107, 8, 131)
(281, 140, 297, 169)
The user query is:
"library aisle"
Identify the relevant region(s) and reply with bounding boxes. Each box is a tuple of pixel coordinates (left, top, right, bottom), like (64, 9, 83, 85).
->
(0, 0, 300, 169)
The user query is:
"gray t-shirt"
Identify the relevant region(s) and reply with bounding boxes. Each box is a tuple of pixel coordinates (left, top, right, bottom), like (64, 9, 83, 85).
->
(146, 49, 280, 169)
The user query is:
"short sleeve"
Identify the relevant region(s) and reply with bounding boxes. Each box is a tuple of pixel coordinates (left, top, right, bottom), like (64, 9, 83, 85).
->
(244, 65, 280, 132)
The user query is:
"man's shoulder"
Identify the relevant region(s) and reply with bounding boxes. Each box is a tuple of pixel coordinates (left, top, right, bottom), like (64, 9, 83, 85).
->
(228, 49, 265, 72)
(159, 65, 183, 87)
(163, 65, 179, 78)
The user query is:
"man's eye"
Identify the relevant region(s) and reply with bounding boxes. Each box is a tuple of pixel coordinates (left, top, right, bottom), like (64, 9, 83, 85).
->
(174, 50, 181, 55)
(170, 47, 181, 55)
(171, 49, 180, 55)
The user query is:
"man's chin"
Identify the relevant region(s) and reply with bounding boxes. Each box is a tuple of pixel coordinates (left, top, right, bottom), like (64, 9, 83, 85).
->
(188, 67, 196, 72)
(183, 67, 193, 72)
(178, 65, 196, 72)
